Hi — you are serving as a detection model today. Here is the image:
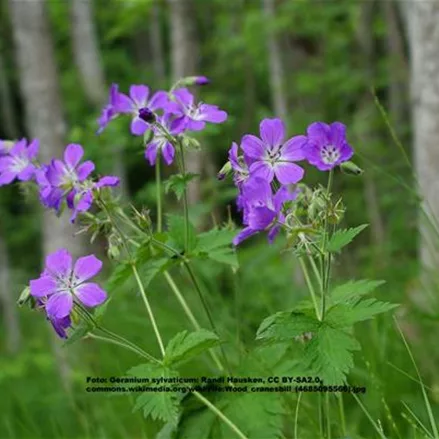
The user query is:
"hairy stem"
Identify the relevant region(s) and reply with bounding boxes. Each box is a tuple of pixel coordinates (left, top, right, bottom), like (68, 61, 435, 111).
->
(156, 159, 162, 233)
(299, 257, 321, 320)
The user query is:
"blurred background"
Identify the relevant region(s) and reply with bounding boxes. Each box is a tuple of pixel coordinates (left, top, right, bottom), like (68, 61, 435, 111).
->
(1, 0, 439, 438)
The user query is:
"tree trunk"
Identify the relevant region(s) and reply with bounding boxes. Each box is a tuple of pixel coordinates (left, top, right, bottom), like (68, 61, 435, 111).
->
(168, 0, 201, 206)
(407, 1, 439, 279)
(0, 235, 21, 355)
(149, 1, 166, 81)
(8, 0, 80, 390)
(262, 0, 287, 121)
(69, 0, 106, 106)
(0, 46, 19, 138)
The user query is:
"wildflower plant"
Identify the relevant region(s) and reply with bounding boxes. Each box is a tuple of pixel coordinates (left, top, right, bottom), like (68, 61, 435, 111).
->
(7, 76, 398, 438)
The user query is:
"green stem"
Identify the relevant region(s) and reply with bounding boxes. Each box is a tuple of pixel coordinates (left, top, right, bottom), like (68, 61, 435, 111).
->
(326, 393, 331, 439)
(192, 391, 249, 439)
(338, 394, 346, 437)
(156, 159, 162, 233)
(299, 257, 321, 321)
(177, 140, 190, 253)
(131, 264, 165, 357)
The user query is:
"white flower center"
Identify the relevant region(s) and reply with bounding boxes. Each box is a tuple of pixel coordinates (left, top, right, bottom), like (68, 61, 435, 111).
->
(320, 144, 340, 164)
(11, 156, 29, 173)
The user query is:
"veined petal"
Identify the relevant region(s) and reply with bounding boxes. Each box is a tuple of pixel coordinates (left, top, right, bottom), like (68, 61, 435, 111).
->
(27, 139, 40, 159)
(274, 161, 304, 185)
(145, 142, 158, 166)
(96, 176, 120, 188)
(46, 160, 67, 186)
(248, 206, 276, 230)
(242, 176, 273, 206)
(115, 92, 134, 113)
(45, 249, 72, 279)
(46, 292, 73, 319)
(17, 164, 35, 181)
(0, 170, 16, 186)
(149, 91, 169, 110)
(74, 255, 102, 282)
(130, 85, 150, 107)
(76, 161, 95, 181)
(249, 161, 274, 182)
(307, 122, 331, 145)
(187, 120, 205, 131)
(75, 283, 107, 307)
(172, 88, 194, 107)
(329, 122, 347, 147)
(64, 144, 84, 169)
(49, 315, 71, 339)
(131, 117, 148, 136)
(30, 276, 57, 297)
(260, 118, 285, 148)
(241, 134, 265, 160)
(281, 135, 307, 161)
(198, 104, 228, 123)
(162, 142, 175, 165)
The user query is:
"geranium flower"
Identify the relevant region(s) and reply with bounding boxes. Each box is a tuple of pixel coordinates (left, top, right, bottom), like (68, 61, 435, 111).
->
(241, 118, 306, 185)
(97, 84, 122, 134)
(30, 249, 107, 320)
(303, 122, 353, 171)
(166, 88, 227, 132)
(0, 139, 39, 186)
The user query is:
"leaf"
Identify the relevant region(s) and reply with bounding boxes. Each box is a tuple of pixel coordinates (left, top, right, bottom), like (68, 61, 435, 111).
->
(164, 329, 221, 367)
(63, 322, 90, 347)
(330, 279, 386, 304)
(195, 228, 236, 252)
(106, 261, 132, 292)
(256, 310, 321, 342)
(327, 224, 368, 253)
(205, 247, 239, 269)
(166, 214, 197, 253)
(326, 299, 399, 328)
(303, 324, 361, 385)
(164, 173, 199, 201)
(127, 363, 180, 425)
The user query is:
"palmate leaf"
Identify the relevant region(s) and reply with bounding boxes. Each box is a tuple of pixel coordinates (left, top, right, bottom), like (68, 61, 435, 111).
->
(164, 173, 199, 201)
(167, 214, 197, 253)
(330, 279, 386, 304)
(303, 324, 360, 385)
(164, 329, 221, 367)
(325, 299, 399, 328)
(127, 363, 180, 426)
(327, 224, 368, 253)
(256, 309, 321, 342)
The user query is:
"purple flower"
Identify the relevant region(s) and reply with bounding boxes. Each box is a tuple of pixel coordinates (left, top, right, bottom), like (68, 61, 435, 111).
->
(229, 142, 251, 188)
(0, 139, 39, 186)
(195, 76, 209, 86)
(116, 85, 168, 136)
(67, 175, 120, 223)
(303, 122, 353, 171)
(233, 177, 297, 246)
(166, 88, 227, 132)
(145, 114, 184, 166)
(241, 118, 306, 185)
(49, 315, 72, 339)
(41, 144, 95, 210)
(97, 84, 121, 134)
(30, 249, 107, 320)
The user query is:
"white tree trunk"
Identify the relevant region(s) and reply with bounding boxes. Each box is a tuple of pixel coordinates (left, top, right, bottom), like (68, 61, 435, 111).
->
(407, 1, 439, 274)
(69, 0, 106, 106)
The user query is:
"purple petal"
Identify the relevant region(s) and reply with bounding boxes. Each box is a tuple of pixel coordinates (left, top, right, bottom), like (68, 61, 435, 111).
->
(73, 255, 102, 282)
(249, 161, 274, 182)
(281, 135, 307, 161)
(165, 102, 184, 117)
(273, 186, 298, 211)
(241, 135, 265, 160)
(149, 91, 169, 110)
(172, 88, 194, 107)
(49, 315, 71, 339)
(27, 139, 40, 159)
(267, 225, 280, 244)
(307, 122, 331, 145)
(0, 156, 13, 172)
(145, 142, 158, 166)
(9, 139, 26, 156)
(187, 120, 206, 131)
(233, 227, 258, 246)
(242, 176, 273, 206)
(75, 283, 107, 307)
(169, 115, 187, 133)
(274, 162, 304, 185)
(248, 206, 276, 230)
(64, 144, 84, 169)
(115, 92, 135, 113)
(329, 122, 347, 147)
(339, 143, 354, 162)
(30, 276, 57, 297)
(260, 118, 285, 148)
(46, 292, 73, 319)
(17, 164, 35, 181)
(46, 160, 66, 186)
(76, 190, 93, 212)
(130, 85, 150, 107)
(162, 142, 175, 165)
(76, 161, 95, 181)
(45, 249, 72, 279)
(96, 176, 120, 188)
(0, 170, 16, 186)
(198, 104, 228, 123)
(131, 117, 148, 136)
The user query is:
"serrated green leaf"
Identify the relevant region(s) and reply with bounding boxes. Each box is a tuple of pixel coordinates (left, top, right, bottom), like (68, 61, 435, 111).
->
(106, 262, 132, 292)
(256, 310, 321, 342)
(167, 214, 197, 253)
(195, 228, 236, 252)
(127, 363, 180, 425)
(164, 173, 199, 201)
(327, 224, 368, 253)
(326, 299, 399, 328)
(164, 329, 221, 367)
(205, 247, 239, 269)
(303, 324, 360, 385)
(330, 279, 386, 304)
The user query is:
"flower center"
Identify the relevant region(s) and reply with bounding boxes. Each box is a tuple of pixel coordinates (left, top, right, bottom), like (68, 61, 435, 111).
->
(187, 104, 201, 120)
(11, 156, 29, 173)
(320, 144, 340, 164)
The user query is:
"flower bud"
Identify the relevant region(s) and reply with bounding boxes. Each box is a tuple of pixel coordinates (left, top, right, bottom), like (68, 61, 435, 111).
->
(182, 136, 201, 150)
(173, 76, 210, 88)
(138, 107, 156, 123)
(340, 160, 363, 176)
(217, 161, 232, 180)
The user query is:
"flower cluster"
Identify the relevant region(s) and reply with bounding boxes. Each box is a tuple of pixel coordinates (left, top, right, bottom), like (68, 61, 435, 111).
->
(97, 77, 227, 166)
(227, 119, 353, 245)
(30, 249, 107, 338)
